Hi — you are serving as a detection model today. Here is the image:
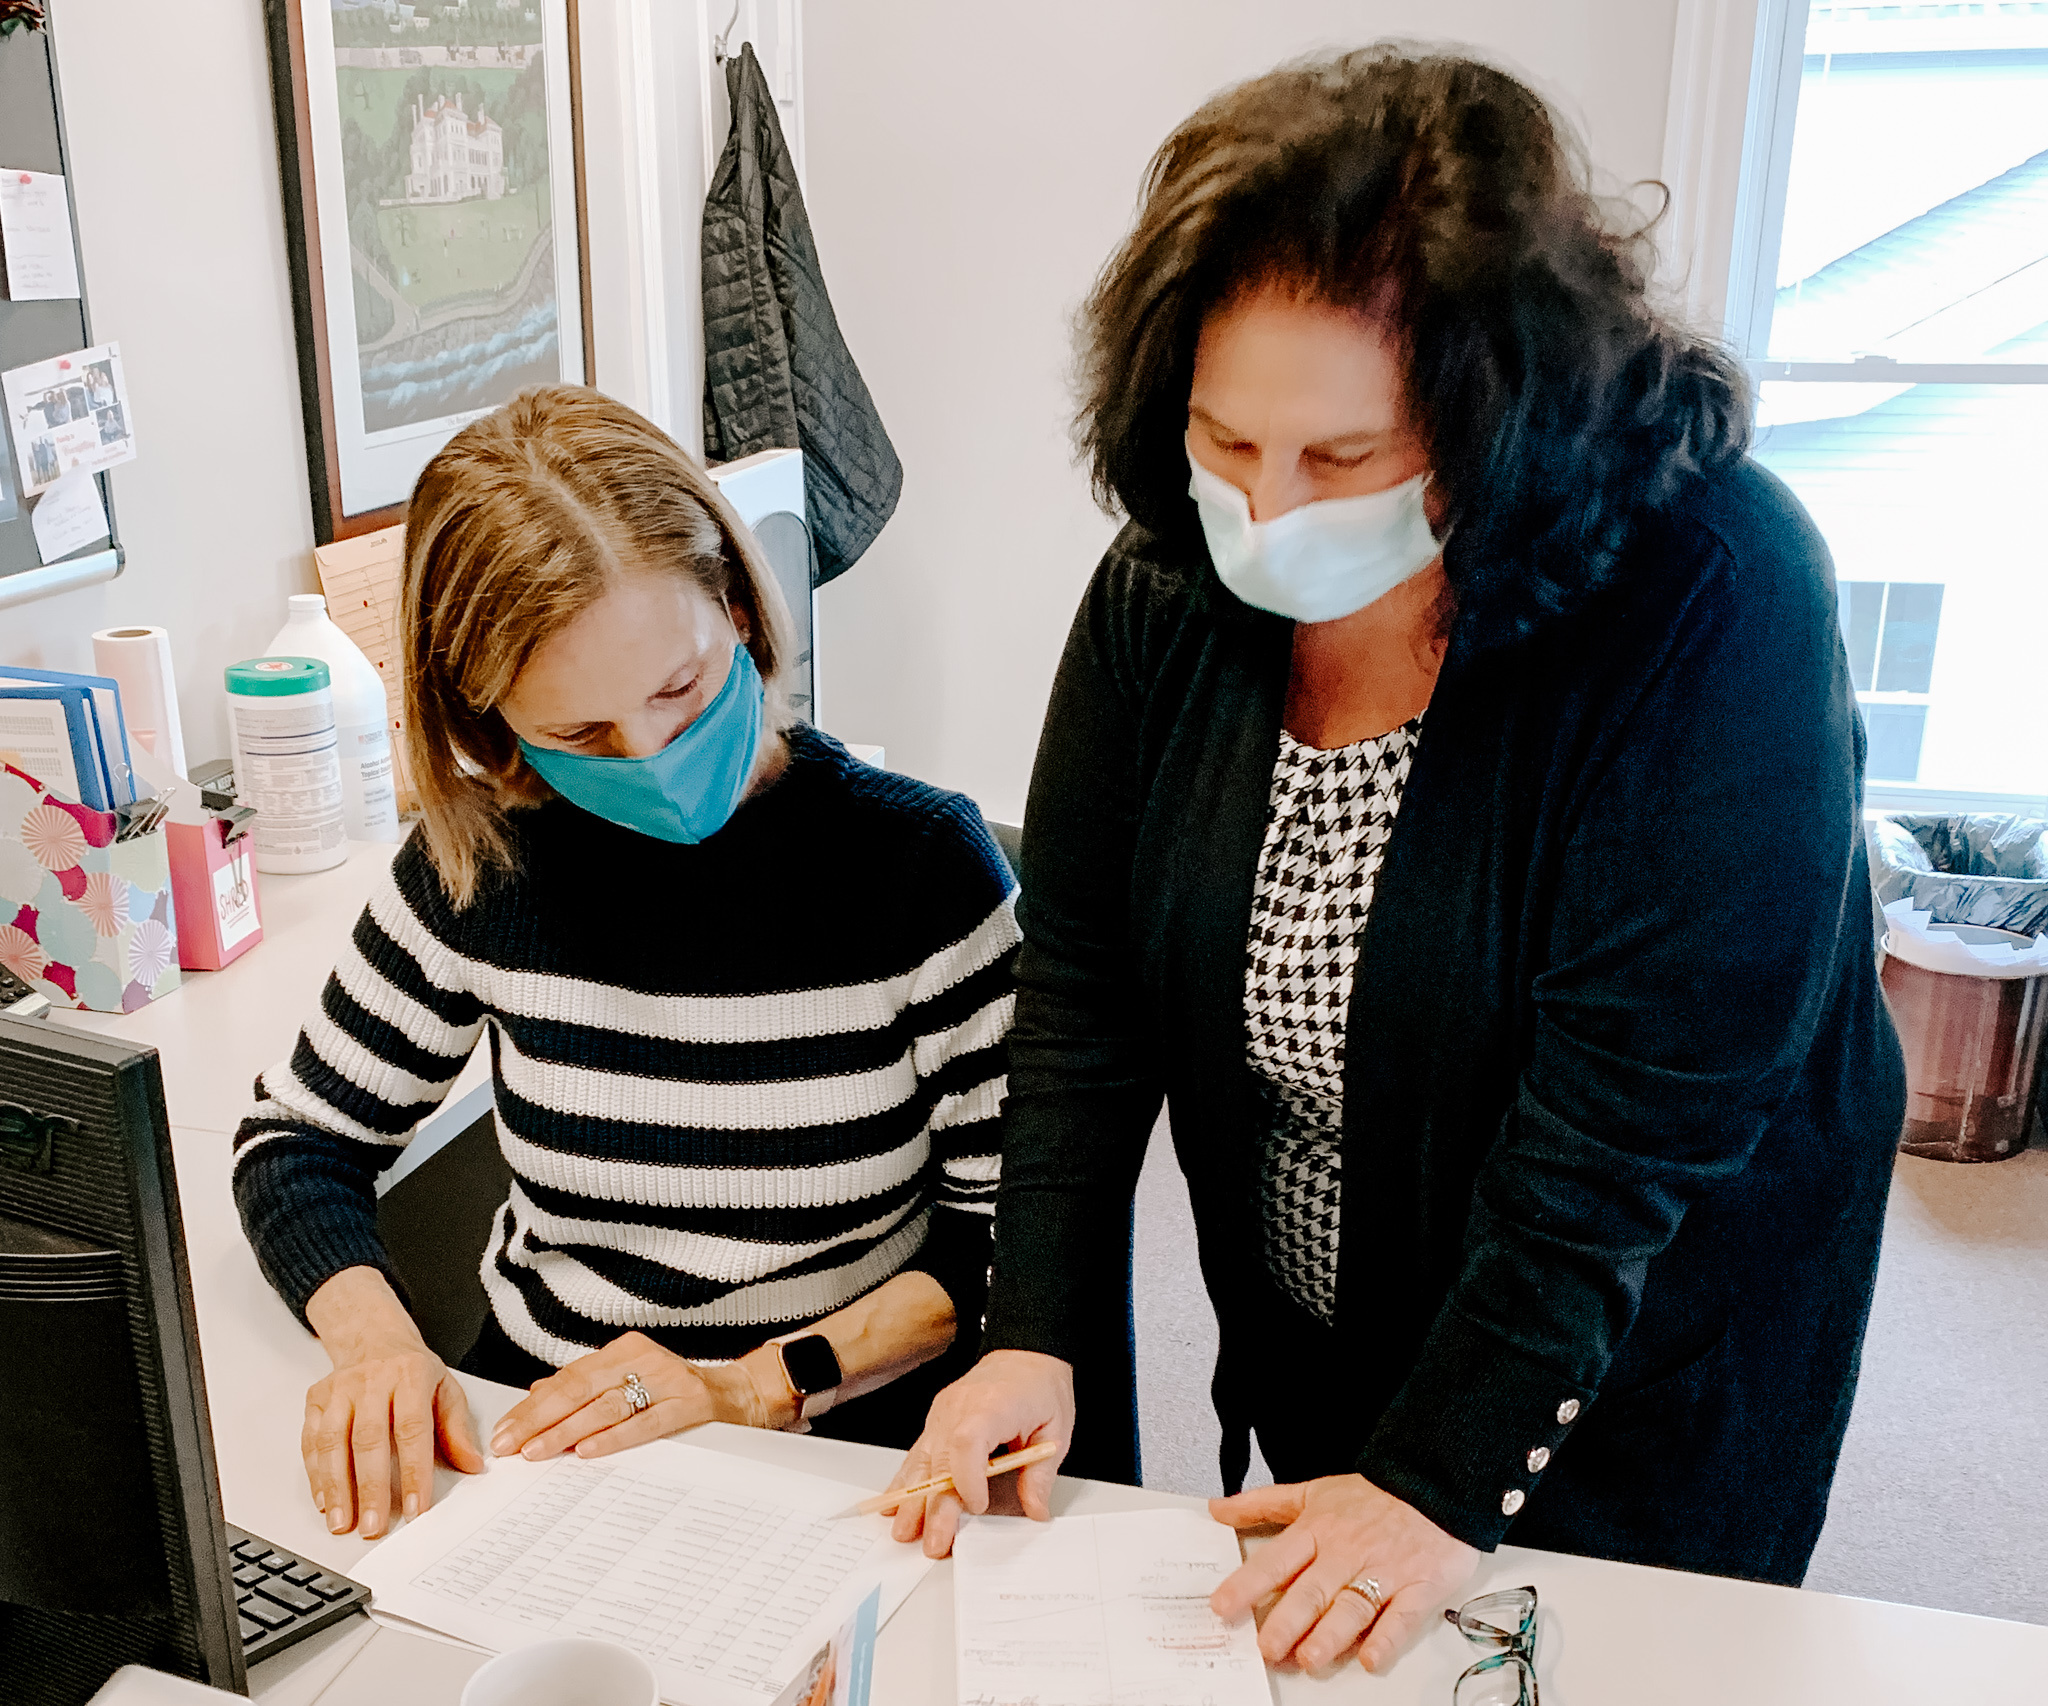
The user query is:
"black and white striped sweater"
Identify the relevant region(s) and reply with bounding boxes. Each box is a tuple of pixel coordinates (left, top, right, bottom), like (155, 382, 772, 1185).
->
(232, 727, 1018, 1367)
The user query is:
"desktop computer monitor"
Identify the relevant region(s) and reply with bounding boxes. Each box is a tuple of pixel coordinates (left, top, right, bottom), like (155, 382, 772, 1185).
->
(0, 1013, 245, 1702)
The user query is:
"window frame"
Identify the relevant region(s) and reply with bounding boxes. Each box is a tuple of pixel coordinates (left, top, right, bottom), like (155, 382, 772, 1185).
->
(1682, 0, 2048, 814)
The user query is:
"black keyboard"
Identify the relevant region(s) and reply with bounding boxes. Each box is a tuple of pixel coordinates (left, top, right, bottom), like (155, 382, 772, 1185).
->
(226, 1524, 370, 1665)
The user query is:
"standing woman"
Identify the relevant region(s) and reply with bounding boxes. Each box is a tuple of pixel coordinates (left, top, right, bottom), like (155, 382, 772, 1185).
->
(892, 46, 1905, 1675)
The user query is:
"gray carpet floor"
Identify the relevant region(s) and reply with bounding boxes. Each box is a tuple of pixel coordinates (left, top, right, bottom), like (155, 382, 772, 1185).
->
(1131, 1117, 2048, 1625)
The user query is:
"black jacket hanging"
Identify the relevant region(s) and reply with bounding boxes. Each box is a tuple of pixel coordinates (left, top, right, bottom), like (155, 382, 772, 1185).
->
(701, 43, 902, 584)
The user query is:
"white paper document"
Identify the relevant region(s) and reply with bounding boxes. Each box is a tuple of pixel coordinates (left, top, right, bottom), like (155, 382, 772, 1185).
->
(29, 468, 108, 562)
(0, 169, 81, 300)
(953, 1508, 1273, 1706)
(351, 1439, 933, 1706)
(1, 341, 136, 496)
(0, 693, 83, 802)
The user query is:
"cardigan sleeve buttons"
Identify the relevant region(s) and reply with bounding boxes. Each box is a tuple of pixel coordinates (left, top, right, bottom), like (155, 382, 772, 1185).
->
(1526, 1446, 1551, 1474)
(1556, 1398, 1582, 1425)
(1501, 1489, 1527, 1516)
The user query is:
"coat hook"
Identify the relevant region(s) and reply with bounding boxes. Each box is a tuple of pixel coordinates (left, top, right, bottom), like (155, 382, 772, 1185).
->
(713, 1, 741, 63)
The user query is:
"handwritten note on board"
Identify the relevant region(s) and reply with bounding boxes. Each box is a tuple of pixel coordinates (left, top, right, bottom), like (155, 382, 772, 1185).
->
(0, 169, 81, 301)
(953, 1508, 1273, 1706)
(29, 468, 107, 563)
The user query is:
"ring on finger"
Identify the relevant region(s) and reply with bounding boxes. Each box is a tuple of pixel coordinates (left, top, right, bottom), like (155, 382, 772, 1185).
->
(1339, 1574, 1386, 1619)
(620, 1373, 652, 1414)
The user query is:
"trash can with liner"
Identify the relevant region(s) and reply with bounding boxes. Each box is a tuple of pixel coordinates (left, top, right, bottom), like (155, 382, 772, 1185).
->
(1868, 815, 2048, 1162)
(1878, 900, 2048, 1162)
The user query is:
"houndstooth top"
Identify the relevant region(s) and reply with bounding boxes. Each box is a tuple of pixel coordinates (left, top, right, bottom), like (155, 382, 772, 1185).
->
(1244, 717, 1424, 1324)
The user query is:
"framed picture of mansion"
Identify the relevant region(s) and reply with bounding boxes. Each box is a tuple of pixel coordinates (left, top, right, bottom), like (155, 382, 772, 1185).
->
(267, 0, 593, 541)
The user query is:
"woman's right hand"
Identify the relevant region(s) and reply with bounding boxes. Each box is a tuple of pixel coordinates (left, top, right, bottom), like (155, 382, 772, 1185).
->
(887, 1349, 1075, 1557)
(302, 1266, 485, 1536)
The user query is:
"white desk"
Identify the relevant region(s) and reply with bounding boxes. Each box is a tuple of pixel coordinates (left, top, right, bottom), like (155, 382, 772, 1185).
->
(56, 843, 2048, 1704)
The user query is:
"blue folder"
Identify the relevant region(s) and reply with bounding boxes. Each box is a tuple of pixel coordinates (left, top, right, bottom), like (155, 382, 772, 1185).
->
(0, 666, 134, 805)
(0, 684, 111, 810)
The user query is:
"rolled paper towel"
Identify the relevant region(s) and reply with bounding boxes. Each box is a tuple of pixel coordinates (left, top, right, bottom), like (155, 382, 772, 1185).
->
(92, 625, 188, 780)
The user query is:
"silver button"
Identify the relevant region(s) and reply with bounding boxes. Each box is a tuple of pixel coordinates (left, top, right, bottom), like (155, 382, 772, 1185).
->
(1526, 1446, 1551, 1474)
(1556, 1398, 1581, 1425)
(1501, 1489, 1526, 1516)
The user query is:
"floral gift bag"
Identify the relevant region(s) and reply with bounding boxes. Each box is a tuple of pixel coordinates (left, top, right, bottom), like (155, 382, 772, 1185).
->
(0, 761, 181, 1013)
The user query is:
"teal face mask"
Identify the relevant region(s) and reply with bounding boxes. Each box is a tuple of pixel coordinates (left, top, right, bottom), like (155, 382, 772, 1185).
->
(518, 642, 766, 844)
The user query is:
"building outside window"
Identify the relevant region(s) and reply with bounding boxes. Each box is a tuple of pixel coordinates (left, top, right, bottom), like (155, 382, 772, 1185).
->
(1733, 1, 2048, 810)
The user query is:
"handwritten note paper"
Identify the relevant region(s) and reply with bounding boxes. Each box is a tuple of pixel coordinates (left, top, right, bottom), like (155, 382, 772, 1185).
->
(953, 1508, 1272, 1706)
(0, 169, 81, 301)
(29, 468, 108, 563)
(352, 1439, 932, 1706)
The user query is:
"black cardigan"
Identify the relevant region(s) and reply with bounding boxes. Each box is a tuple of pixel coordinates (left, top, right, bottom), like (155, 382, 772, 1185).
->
(983, 460, 1906, 1584)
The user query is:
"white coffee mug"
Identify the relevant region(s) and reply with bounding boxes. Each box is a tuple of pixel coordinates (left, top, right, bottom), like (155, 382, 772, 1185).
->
(461, 1637, 660, 1706)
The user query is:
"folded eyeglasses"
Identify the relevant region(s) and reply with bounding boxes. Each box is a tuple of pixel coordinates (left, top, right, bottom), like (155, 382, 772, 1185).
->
(1444, 1585, 1539, 1705)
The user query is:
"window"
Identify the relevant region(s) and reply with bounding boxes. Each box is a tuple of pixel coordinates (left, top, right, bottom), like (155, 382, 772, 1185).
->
(1730, 1, 2048, 811)
(1837, 579, 1943, 779)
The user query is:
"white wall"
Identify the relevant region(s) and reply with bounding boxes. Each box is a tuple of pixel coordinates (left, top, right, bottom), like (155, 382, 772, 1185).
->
(0, 0, 703, 772)
(2, 0, 318, 771)
(804, 1, 1683, 821)
(2, 1, 1685, 818)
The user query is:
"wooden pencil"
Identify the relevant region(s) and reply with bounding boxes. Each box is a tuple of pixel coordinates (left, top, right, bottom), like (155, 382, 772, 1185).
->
(853, 1441, 1061, 1516)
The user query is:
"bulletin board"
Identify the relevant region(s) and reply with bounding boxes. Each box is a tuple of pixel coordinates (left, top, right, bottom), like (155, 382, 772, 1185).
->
(0, 6, 122, 606)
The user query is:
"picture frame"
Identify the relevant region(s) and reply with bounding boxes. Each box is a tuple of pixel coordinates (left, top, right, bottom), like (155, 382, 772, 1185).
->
(264, 0, 595, 544)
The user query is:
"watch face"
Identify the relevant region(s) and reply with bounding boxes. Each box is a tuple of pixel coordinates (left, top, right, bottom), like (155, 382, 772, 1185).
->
(780, 1334, 842, 1396)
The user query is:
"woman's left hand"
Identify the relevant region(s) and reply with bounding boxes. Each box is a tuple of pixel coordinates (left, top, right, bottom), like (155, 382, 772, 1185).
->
(1209, 1474, 1479, 1674)
(489, 1330, 786, 1461)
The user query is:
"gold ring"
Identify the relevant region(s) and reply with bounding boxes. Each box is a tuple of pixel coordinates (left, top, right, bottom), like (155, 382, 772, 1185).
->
(1340, 1575, 1386, 1618)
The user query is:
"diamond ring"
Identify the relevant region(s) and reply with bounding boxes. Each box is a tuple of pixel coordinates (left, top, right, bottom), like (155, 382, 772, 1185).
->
(1340, 1575, 1386, 1618)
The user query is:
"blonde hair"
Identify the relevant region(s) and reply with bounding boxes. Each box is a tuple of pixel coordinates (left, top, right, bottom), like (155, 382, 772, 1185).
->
(401, 384, 795, 906)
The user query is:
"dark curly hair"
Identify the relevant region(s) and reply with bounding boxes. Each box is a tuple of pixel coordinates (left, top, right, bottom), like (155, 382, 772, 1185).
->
(1075, 45, 1751, 647)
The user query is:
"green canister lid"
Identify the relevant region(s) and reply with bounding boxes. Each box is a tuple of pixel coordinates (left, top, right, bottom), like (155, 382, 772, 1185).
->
(225, 657, 332, 696)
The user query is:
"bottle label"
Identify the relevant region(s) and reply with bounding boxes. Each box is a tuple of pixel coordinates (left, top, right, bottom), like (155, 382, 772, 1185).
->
(344, 722, 400, 838)
(230, 693, 345, 856)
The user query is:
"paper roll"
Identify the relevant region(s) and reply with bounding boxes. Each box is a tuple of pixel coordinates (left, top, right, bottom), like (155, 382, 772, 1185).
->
(92, 624, 188, 780)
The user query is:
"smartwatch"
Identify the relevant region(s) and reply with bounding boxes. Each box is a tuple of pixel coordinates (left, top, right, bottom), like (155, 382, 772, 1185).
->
(768, 1331, 843, 1426)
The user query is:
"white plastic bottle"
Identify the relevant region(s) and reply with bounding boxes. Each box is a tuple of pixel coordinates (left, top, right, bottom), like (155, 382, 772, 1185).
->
(265, 594, 401, 842)
(225, 659, 349, 874)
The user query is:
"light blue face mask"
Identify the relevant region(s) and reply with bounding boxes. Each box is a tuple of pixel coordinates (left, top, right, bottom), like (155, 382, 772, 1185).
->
(1188, 451, 1441, 624)
(518, 641, 765, 845)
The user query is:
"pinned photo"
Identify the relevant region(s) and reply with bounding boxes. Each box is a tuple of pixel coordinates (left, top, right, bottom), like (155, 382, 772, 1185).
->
(1, 341, 136, 496)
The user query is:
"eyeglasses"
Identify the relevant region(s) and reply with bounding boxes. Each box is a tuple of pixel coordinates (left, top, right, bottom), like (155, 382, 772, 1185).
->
(1444, 1585, 1539, 1706)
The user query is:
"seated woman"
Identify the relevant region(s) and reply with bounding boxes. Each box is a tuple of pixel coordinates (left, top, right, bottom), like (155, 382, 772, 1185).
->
(233, 385, 1016, 1538)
